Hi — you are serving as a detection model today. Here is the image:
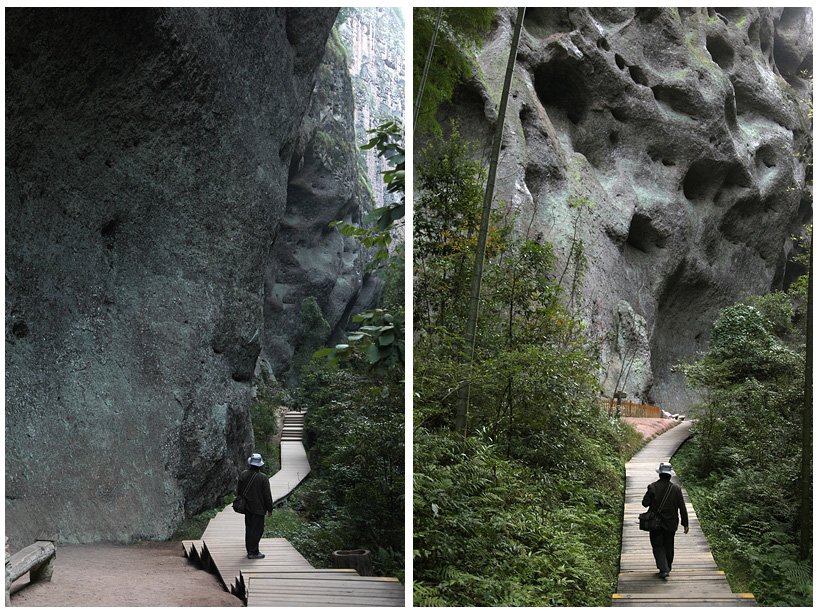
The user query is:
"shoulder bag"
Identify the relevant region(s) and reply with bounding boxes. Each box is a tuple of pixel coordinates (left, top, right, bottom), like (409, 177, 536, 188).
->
(638, 482, 673, 531)
(232, 472, 259, 514)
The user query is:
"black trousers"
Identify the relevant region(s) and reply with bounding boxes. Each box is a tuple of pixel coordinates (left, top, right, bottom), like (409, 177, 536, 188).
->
(244, 513, 265, 554)
(649, 528, 676, 573)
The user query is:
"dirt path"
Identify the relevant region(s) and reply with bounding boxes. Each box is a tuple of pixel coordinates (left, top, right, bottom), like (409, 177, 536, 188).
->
(622, 417, 681, 441)
(9, 541, 240, 607)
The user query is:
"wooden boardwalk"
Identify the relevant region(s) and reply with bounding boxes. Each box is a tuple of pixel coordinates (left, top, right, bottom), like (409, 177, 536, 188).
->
(613, 420, 756, 607)
(184, 409, 404, 606)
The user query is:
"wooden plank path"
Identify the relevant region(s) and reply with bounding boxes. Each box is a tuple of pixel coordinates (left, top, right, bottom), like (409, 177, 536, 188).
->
(613, 420, 756, 607)
(184, 408, 404, 606)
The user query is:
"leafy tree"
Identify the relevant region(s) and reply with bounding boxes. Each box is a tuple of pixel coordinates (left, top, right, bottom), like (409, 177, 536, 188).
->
(414, 125, 493, 332)
(677, 251, 811, 605)
(279, 120, 406, 580)
(332, 119, 405, 268)
(319, 119, 405, 374)
(264, 361, 404, 579)
(413, 127, 636, 606)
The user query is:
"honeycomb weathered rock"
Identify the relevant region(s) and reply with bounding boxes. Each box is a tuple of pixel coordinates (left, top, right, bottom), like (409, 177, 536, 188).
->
(441, 7, 812, 409)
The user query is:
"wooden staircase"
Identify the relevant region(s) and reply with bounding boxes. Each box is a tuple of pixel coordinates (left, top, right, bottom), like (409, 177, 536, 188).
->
(280, 410, 305, 442)
(183, 408, 404, 606)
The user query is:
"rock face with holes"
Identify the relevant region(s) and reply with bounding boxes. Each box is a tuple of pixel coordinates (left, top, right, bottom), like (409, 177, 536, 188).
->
(5, 8, 339, 547)
(442, 7, 812, 409)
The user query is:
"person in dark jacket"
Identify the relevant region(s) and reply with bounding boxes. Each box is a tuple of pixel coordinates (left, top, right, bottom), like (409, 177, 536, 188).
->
(238, 453, 274, 559)
(642, 462, 689, 578)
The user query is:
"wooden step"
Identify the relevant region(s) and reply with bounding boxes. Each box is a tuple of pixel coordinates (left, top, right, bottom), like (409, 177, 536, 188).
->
(245, 575, 404, 607)
(185, 408, 400, 606)
(234, 569, 360, 598)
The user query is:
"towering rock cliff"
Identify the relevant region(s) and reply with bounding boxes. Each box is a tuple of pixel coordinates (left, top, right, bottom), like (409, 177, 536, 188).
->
(338, 8, 406, 208)
(440, 7, 812, 409)
(262, 29, 376, 380)
(5, 8, 343, 547)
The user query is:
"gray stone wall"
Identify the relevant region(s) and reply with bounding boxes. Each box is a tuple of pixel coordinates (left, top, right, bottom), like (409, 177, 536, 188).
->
(262, 28, 378, 380)
(5, 7, 338, 547)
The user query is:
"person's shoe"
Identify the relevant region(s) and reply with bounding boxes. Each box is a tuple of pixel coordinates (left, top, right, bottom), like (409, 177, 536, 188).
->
(247, 552, 266, 559)
(658, 570, 669, 579)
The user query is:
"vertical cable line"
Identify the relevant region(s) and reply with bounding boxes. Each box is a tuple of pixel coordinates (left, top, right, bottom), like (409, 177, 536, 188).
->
(455, 8, 526, 433)
(413, 7, 443, 134)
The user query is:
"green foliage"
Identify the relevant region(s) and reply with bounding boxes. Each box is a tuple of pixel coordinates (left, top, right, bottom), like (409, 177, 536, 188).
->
(331, 119, 405, 267)
(320, 120, 405, 375)
(326, 27, 349, 66)
(681, 300, 802, 395)
(414, 8, 496, 134)
(413, 130, 635, 605)
(414, 125, 498, 331)
(280, 362, 403, 579)
(249, 373, 285, 474)
(352, 308, 405, 373)
(674, 445, 812, 605)
(294, 121, 405, 580)
(380, 241, 405, 310)
(414, 430, 626, 606)
(171, 495, 233, 541)
(788, 225, 812, 311)
(677, 260, 811, 605)
(315, 308, 405, 375)
(262, 506, 338, 567)
(289, 297, 331, 381)
(368, 118, 405, 239)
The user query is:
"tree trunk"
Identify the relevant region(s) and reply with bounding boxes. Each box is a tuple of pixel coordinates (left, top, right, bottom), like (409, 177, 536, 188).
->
(799, 230, 812, 560)
(332, 549, 373, 576)
(455, 7, 526, 434)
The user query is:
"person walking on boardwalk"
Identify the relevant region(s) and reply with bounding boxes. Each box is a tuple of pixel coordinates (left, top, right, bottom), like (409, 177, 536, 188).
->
(642, 462, 689, 579)
(238, 453, 273, 559)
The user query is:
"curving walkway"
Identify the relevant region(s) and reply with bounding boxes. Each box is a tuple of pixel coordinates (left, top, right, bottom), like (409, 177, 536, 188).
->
(612, 420, 756, 607)
(183, 409, 404, 606)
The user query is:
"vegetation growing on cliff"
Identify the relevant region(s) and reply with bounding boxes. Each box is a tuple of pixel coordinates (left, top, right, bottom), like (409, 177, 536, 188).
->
(289, 297, 331, 380)
(675, 230, 812, 605)
(413, 129, 637, 605)
(413, 8, 495, 134)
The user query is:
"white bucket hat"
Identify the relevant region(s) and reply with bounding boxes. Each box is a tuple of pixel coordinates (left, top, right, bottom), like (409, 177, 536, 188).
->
(656, 462, 673, 475)
(248, 453, 265, 467)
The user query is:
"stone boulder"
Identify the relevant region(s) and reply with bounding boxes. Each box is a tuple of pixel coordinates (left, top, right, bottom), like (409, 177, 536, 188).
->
(5, 7, 338, 547)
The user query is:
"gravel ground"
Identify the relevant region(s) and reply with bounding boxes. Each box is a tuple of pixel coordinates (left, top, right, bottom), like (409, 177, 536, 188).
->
(9, 541, 241, 607)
